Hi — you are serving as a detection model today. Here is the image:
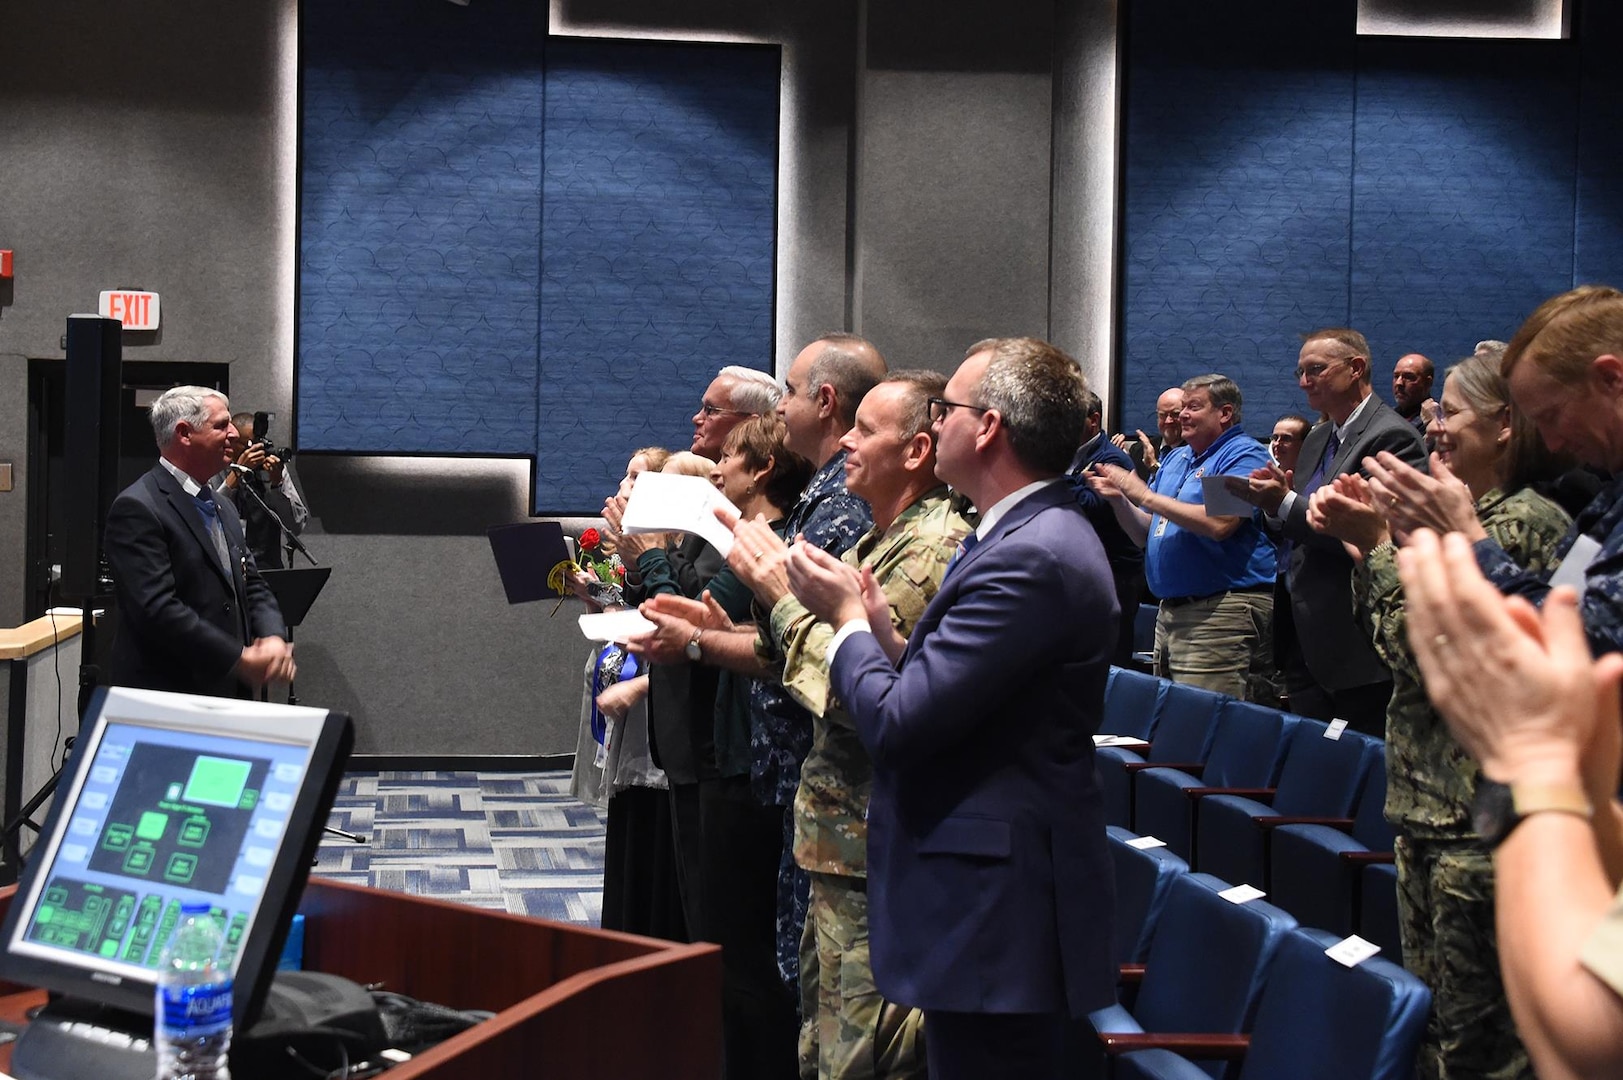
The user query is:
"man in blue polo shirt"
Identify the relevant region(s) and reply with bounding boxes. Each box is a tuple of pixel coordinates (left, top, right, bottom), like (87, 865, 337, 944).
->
(1087, 374, 1277, 702)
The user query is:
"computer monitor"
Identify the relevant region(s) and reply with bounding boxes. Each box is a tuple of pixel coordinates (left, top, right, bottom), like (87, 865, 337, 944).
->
(0, 686, 353, 1026)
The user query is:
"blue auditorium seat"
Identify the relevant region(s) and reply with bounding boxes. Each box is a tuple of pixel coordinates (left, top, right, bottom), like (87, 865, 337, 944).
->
(1106, 927, 1430, 1080)
(1268, 754, 1395, 936)
(1194, 723, 1379, 891)
(1104, 666, 1167, 741)
(1090, 873, 1298, 1079)
(1359, 862, 1402, 964)
(1098, 682, 1226, 829)
(1107, 825, 1190, 966)
(1132, 701, 1296, 862)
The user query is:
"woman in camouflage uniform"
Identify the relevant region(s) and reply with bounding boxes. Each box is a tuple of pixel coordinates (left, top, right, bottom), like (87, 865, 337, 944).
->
(1309, 350, 1572, 1080)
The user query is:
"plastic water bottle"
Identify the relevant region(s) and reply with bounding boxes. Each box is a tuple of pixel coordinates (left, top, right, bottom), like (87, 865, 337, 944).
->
(155, 902, 234, 1080)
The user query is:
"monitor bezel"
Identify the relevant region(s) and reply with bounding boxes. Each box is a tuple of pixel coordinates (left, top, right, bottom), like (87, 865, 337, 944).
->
(0, 686, 353, 1024)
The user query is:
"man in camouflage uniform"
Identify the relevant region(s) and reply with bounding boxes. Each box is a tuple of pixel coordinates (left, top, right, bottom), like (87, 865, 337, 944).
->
(643, 371, 968, 1078)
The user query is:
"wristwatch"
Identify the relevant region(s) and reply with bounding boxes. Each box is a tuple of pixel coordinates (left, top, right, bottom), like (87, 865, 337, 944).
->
(1471, 778, 1592, 850)
(684, 628, 704, 662)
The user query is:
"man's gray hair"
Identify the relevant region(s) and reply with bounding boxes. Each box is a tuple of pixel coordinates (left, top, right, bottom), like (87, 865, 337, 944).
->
(807, 334, 886, 428)
(973, 338, 1088, 475)
(1181, 373, 1242, 427)
(718, 365, 782, 415)
(149, 385, 229, 448)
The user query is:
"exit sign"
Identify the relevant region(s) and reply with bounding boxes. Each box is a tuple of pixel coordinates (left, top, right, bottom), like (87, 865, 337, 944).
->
(99, 290, 161, 330)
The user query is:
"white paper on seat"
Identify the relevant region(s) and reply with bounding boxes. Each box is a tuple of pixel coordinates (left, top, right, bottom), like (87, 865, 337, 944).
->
(1218, 883, 1266, 905)
(1201, 475, 1255, 517)
(1126, 835, 1167, 850)
(1094, 734, 1151, 749)
(578, 610, 658, 643)
(1324, 934, 1381, 968)
(621, 471, 740, 557)
(1324, 718, 1348, 740)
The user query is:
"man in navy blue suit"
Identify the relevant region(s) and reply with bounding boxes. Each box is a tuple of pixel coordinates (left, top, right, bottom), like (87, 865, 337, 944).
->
(786, 337, 1118, 1078)
(104, 385, 293, 698)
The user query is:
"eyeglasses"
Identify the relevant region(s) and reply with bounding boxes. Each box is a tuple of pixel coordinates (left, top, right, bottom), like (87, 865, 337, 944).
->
(1296, 358, 1354, 381)
(698, 403, 752, 419)
(1269, 433, 1301, 444)
(927, 397, 989, 423)
(1157, 410, 1182, 420)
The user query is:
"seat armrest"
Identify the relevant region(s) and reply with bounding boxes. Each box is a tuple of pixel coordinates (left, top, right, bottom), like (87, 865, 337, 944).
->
(1341, 849, 1395, 865)
(1253, 815, 1354, 829)
(1126, 760, 1203, 774)
(1098, 1032, 1252, 1059)
(1184, 786, 1274, 800)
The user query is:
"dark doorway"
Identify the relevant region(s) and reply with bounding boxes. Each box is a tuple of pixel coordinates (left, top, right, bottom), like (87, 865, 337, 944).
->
(24, 361, 231, 620)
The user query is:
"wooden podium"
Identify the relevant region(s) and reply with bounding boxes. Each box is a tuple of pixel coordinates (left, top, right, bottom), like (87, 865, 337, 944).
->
(0, 880, 723, 1078)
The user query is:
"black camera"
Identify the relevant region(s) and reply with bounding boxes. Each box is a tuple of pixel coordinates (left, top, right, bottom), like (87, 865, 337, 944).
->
(250, 410, 296, 461)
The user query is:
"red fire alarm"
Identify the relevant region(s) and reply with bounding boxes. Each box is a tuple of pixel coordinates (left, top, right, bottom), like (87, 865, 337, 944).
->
(0, 251, 12, 279)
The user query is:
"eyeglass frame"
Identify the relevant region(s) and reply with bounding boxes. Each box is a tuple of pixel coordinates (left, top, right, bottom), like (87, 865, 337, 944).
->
(1295, 356, 1360, 382)
(698, 402, 754, 419)
(926, 396, 990, 423)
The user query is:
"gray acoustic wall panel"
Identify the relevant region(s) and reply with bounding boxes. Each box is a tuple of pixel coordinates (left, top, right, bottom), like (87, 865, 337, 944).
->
(851, 0, 1055, 372)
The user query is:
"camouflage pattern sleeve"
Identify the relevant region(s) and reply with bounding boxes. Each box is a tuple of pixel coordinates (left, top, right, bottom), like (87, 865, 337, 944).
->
(773, 493, 970, 725)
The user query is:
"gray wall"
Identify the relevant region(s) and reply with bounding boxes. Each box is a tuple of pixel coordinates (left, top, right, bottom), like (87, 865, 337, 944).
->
(0, 0, 1122, 756)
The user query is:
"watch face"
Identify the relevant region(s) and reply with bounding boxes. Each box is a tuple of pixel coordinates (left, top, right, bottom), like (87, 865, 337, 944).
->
(685, 639, 702, 661)
(1471, 779, 1515, 847)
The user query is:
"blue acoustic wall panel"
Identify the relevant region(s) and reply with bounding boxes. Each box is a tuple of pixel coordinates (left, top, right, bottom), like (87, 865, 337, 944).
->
(1119, 0, 1355, 440)
(536, 40, 778, 511)
(1350, 39, 1578, 362)
(298, 0, 546, 455)
(297, 2, 779, 514)
(1574, 1, 1623, 288)
(1120, 2, 1623, 440)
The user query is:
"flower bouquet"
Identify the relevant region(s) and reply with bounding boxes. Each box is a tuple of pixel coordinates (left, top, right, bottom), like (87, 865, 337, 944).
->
(547, 527, 627, 608)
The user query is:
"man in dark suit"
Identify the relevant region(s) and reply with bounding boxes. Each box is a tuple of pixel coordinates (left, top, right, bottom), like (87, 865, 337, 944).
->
(1243, 329, 1426, 733)
(786, 337, 1117, 1078)
(104, 386, 293, 698)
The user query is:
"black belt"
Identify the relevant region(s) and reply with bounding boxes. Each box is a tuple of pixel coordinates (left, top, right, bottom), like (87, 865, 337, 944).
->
(1160, 584, 1271, 609)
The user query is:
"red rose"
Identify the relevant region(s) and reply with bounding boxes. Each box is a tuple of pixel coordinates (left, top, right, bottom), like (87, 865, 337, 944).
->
(580, 528, 602, 551)
(615, 564, 626, 579)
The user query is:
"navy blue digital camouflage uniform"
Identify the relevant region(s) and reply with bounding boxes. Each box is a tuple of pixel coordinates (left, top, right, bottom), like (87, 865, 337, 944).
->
(1475, 474, 1623, 657)
(750, 448, 873, 986)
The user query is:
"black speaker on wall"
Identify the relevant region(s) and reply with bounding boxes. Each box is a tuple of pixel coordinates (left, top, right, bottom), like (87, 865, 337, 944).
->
(60, 314, 123, 601)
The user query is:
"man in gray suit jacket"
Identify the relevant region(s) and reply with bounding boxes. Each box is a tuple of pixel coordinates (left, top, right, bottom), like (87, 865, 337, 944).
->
(1242, 329, 1426, 734)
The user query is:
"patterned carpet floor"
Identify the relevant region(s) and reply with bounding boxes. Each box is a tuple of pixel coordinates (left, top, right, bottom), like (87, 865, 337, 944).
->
(313, 770, 607, 925)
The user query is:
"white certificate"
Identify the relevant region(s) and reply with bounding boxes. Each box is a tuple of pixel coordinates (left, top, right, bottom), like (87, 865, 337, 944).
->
(621, 472, 741, 557)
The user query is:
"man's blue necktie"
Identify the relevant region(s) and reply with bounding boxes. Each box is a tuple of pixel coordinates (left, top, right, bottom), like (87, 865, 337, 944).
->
(194, 490, 232, 573)
(944, 531, 980, 581)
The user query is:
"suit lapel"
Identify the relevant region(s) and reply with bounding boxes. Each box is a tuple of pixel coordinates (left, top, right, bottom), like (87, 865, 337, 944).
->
(152, 466, 232, 587)
(898, 483, 1071, 665)
(1328, 398, 1380, 476)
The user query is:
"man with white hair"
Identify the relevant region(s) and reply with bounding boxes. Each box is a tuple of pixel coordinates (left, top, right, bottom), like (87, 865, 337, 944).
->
(104, 385, 293, 697)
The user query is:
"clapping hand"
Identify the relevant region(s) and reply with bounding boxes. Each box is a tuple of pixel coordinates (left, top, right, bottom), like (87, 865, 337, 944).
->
(1307, 473, 1390, 560)
(1399, 529, 1623, 793)
(717, 506, 795, 607)
(1363, 451, 1486, 543)
(786, 541, 866, 628)
(1233, 462, 1290, 515)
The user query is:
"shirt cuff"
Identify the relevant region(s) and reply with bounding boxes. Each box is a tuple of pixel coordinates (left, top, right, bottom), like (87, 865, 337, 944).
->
(825, 619, 873, 668)
(1275, 490, 1298, 522)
